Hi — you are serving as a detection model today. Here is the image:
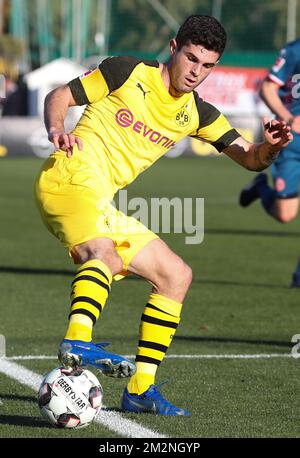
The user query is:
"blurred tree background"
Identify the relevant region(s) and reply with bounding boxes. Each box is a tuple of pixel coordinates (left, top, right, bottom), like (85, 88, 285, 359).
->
(0, 0, 299, 73)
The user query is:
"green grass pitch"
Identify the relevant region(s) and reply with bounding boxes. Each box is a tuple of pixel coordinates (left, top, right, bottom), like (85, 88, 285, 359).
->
(0, 156, 299, 438)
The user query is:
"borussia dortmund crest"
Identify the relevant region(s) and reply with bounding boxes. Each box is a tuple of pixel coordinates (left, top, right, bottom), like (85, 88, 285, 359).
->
(175, 107, 190, 127)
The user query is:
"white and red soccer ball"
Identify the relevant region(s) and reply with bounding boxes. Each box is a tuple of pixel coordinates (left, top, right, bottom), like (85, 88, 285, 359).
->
(38, 367, 103, 429)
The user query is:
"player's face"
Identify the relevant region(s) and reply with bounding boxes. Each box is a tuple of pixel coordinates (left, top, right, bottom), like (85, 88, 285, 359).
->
(169, 40, 220, 96)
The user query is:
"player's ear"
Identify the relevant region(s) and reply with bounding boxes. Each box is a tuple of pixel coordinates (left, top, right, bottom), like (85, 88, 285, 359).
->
(170, 39, 177, 56)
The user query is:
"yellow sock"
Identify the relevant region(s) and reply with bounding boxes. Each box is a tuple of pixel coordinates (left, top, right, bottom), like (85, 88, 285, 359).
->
(127, 364, 156, 395)
(65, 259, 112, 342)
(127, 293, 182, 395)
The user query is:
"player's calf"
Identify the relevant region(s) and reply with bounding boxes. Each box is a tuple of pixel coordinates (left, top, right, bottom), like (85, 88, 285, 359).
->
(59, 253, 135, 378)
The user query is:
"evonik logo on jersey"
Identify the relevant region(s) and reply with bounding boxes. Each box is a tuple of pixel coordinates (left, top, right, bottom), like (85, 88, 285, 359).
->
(115, 108, 176, 149)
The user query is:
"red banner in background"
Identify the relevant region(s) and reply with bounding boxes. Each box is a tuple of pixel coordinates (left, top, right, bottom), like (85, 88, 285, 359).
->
(197, 66, 269, 115)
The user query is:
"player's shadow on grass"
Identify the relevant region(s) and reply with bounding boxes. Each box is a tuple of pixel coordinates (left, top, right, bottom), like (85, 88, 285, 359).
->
(0, 265, 294, 289)
(174, 335, 292, 348)
(0, 414, 51, 428)
(0, 266, 75, 277)
(191, 278, 289, 289)
(206, 228, 300, 238)
(0, 393, 37, 403)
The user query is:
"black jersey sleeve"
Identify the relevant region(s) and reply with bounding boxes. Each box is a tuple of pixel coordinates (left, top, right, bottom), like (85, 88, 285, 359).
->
(99, 56, 158, 93)
(190, 91, 240, 152)
(68, 56, 159, 105)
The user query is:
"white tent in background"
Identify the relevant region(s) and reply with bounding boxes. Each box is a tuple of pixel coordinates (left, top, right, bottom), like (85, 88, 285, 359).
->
(24, 58, 87, 120)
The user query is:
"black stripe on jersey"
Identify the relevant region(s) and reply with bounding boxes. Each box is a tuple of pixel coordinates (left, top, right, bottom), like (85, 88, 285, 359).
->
(99, 56, 159, 94)
(211, 128, 241, 152)
(146, 303, 175, 317)
(71, 296, 103, 313)
(141, 314, 178, 329)
(77, 267, 111, 285)
(192, 91, 220, 133)
(135, 355, 162, 366)
(72, 275, 110, 293)
(68, 78, 89, 106)
(68, 308, 97, 325)
(138, 340, 169, 353)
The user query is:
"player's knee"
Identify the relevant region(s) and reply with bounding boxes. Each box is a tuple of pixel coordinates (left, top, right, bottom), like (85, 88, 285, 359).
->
(272, 198, 299, 223)
(157, 259, 192, 295)
(85, 250, 123, 276)
(73, 242, 123, 276)
(275, 211, 297, 223)
(173, 261, 193, 297)
(101, 253, 123, 276)
(182, 263, 193, 290)
(172, 261, 193, 292)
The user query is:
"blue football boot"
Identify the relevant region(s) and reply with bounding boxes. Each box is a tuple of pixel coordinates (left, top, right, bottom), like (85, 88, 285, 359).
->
(58, 339, 136, 378)
(290, 272, 300, 287)
(239, 173, 268, 207)
(121, 383, 190, 416)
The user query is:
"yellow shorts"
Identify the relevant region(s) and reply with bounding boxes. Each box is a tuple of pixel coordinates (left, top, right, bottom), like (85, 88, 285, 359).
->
(34, 151, 158, 278)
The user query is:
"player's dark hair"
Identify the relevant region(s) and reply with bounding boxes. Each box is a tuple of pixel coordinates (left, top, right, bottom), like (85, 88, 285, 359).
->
(176, 15, 227, 55)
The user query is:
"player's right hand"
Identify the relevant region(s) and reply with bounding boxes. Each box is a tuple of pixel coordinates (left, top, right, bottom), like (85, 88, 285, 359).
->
(48, 130, 83, 158)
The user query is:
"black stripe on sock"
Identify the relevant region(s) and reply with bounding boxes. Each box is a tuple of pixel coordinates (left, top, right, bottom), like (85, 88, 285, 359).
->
(71, 296, 103, 313)
(135, 355, 161, 366)
(72, 275, 110, 293)
(141, 314, 178, 329)
(138, 340, 168, 353)
(77, 267, 110, 284)
(146, 303, 176, 317)
(68, 308, 97, 325)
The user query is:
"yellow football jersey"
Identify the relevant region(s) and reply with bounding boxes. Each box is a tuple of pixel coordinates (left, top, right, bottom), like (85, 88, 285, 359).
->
(67, 56, 240, 194)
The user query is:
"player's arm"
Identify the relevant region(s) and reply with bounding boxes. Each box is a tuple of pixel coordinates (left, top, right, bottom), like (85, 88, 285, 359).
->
(260, 78, 300, 134)
(260, 44, 300, 133)
(45, 57, 143, 158)
(44, 84, 83, 158)
(223, 117, 293, 171)
(260, 79, 293, 123)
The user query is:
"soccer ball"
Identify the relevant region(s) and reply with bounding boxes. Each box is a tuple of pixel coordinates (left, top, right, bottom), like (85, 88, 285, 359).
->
(38, 366, 103, 429)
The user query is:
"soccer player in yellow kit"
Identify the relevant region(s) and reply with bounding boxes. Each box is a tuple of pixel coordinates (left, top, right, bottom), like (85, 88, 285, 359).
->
(35, 15, 292, 415)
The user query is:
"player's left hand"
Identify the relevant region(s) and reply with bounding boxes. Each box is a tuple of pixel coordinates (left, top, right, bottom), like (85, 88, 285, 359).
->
(263, 117, 293, 150)
(48, 130, 83, 158)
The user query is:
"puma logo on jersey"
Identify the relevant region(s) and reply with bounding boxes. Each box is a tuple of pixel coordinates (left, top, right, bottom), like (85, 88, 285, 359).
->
(136, 83, 151, 99)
